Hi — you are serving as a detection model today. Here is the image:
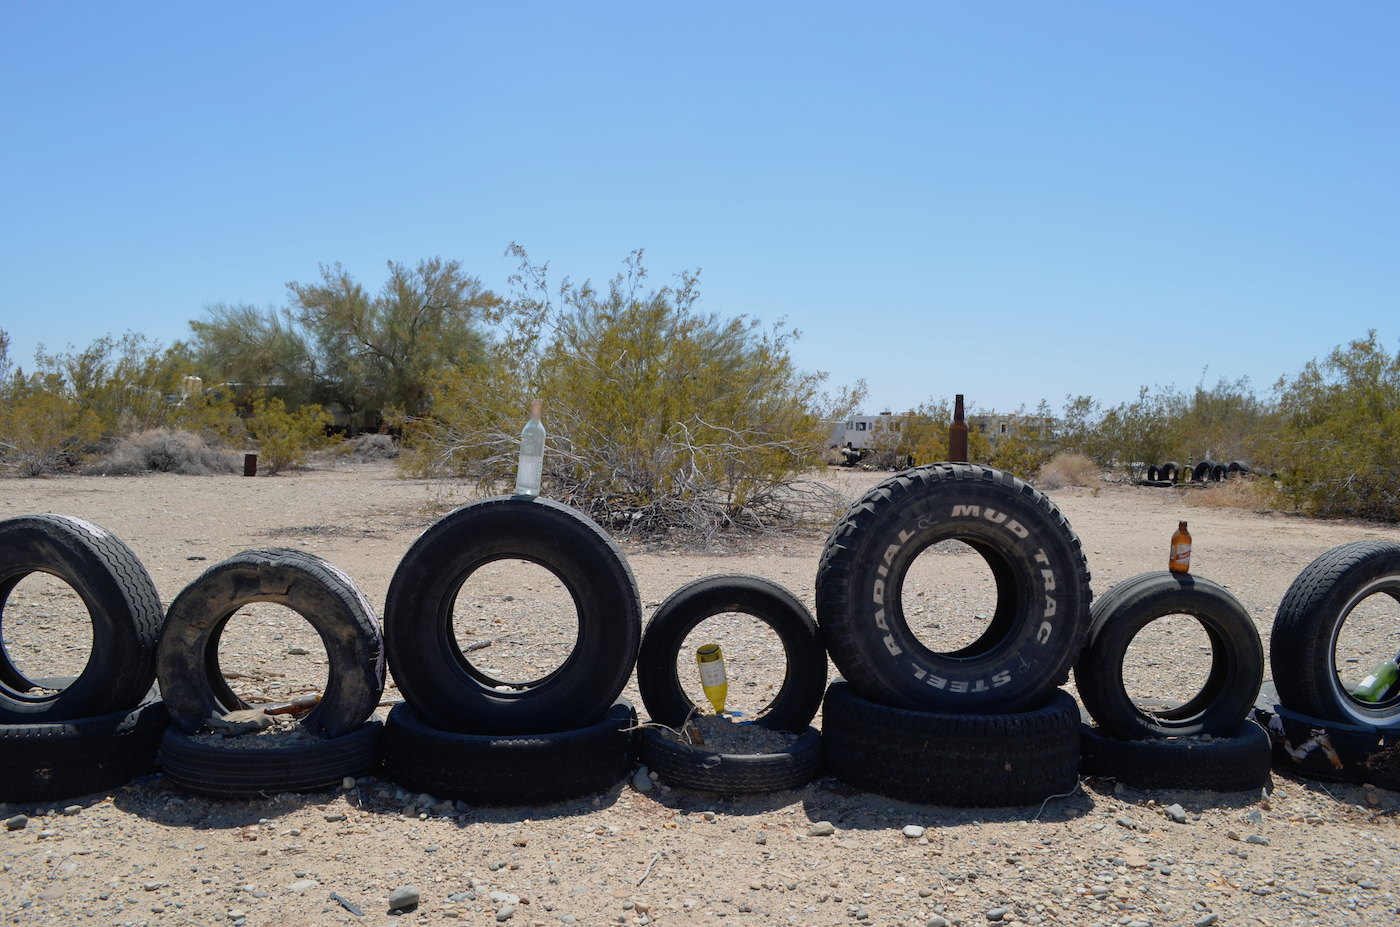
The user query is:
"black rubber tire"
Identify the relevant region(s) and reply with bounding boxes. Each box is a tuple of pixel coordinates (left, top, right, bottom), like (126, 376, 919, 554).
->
(1079, 720, 1271, 791)
(1227, 461, 1251, 476)
(0, 700, 169, 803)
(1269, 541, 1400, 728)
(1145, 465, 1160, 482)
(1210, 464, 1227, 482)
(821, 680, 1080, 807)
(816, 464, 1092, 714)
(638, 725, 822, 794)
(637, 575, 826, 733)
(157, 549, 384, 738)
(1160, 462, 1180, 482)
(384, 496, 642, 736)
(0, 515, 164, 722)
(382, 699, 637, 805)
(159, 719, 383, 798)
(1074, 572, 1263, 739)
(1251, 681, 1391, 783)
(1192, 461, 1214, 483)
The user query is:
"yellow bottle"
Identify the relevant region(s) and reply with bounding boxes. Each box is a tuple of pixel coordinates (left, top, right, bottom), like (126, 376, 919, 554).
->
(696, 644, 727, 715)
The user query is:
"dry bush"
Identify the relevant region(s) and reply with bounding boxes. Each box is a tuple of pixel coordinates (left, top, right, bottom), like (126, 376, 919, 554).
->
(348, 433, 399, 460)
(1182, 475, 1279, 512)
(93, 429, 235, 476)
(1035, 452, 1101, 489)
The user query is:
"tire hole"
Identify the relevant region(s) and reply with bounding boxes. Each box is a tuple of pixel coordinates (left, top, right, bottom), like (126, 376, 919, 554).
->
(0, 573, 94, 691)
(673, 613, 786, 719)
(215, 604, 330, 705)
(1333, 589, 1400, 703)
(899, 540, 1001, 655)
(1122, 614, 1212, 711)
(448, 559, 579, 687)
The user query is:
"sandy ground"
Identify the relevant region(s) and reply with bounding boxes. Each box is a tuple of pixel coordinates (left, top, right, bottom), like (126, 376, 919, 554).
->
(2, 462, 1399, 927)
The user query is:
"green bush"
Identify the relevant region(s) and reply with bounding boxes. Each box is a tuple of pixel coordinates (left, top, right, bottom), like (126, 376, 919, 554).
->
(248, 396, 337, 474)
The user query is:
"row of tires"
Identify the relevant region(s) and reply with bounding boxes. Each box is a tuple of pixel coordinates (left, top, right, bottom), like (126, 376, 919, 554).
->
(1144, 459, 1258, 483)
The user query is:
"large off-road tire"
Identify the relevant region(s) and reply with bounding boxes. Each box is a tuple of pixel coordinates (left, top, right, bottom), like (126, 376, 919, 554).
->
(0, 515, 164, 722)
(0, 700, 169, 803)
(1079, 720, 1271, 791)
(637, 575, 826, 733)
(382, 699, 637, 805)
(156, 549, 384, 738)
(638, 725, 822, 795)
(1269, 541, 1400, 728)
(159, 720, 383, 798)
(816, 464, 1092, 714)
(384, 496, 642, 736)
(821, 681, 1080, 807)
(1074, 572, 1263, 739)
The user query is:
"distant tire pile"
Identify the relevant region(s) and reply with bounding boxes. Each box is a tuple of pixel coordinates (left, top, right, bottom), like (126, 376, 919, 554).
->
(381, 496, 641, 805)
(0, 516, 169, 803)
(1073, 572, 1271, 791)
(816, 463, 1091, 807)
(1140, 460, 1257, 487)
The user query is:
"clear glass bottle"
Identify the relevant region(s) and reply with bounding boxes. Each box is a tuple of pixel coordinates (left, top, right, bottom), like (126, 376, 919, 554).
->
(696, 643, 728, 715)
(514, 399, 545, 497)
(1169, 521, 1191, 573)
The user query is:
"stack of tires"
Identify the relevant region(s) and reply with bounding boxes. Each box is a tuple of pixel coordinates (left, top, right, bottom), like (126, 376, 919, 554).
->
(155, 549, 387, 797)
(1, 516, 170, 804)
(815, 464, 1091, 807)
(379, 497, 642, 806)
(634, 575, 828, 795)
(1074, 573, 1272, 791)
(1257, 542, 1400, 790)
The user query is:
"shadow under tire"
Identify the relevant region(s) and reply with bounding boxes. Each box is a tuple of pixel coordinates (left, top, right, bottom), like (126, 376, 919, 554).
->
(821, 681, 1080, 807)
(384, 496, 642, 736)
(382, 699, 637, 806)
(158, 720, 383, 798)
(1269, 541, 1400, 728)
(1074, 572, 1263, 739)
(637, 575, 826, 733)
(0, 700, 170, 803)
(816, 464, 1092, 714)
(0, 515, 164, 722)
(1079, 720, 1271, 792)
(639, 725, 822, 794)
(156, 548, 385, 737)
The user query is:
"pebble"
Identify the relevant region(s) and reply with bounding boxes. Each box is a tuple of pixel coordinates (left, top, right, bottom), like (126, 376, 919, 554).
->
(285, 879, 319, 894)
(496, 904, 516, 921)
(448, 891, 476, 902)
(62, 805, 82, 815)
(927, 917, 949, 927)
(342, 777, 356, 790)
(986, 907, 1008, 921)
(808, 821, 836, 836)
(754, 833, 767, 845)
(633, 767, 654, 792)
(1115, 815, 1135, 829)
(903, 825, 925, 838)
(5, 815, 27, 831)
(1245, 834, 1269, 846)
(1193, 915, 1218, 927)
(1244, 809, 1263, 824)
(388, 885, 420, 910)
(1225, 829, 1240, 841)
(324, 812, 347, 822)
(1164, 803, 1187, 823)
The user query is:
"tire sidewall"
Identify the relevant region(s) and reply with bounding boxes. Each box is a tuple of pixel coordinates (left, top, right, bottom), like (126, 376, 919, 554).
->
(827, 471, 1087, 712)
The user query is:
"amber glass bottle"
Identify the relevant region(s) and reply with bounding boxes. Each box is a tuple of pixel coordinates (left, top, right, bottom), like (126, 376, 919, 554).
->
(1169, 521, 1192, 573)
(949, 394, 968, 463)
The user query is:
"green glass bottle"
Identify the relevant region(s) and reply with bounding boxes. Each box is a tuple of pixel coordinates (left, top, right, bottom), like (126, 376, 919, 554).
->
(1353, 651, 1400, 703)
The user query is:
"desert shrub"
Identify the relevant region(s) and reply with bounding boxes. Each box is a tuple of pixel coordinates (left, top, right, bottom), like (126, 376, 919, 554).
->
(94, 429, 235, 476)
(0, 375, 102, 476)
(1182, 475, 1278, 512)
(1035, 452, 1101, 490)
(402, 247, 859, 534)
(1268, 331, 1400, 520)
(248, 396, 337, 474)
(348, 433, 399, 460)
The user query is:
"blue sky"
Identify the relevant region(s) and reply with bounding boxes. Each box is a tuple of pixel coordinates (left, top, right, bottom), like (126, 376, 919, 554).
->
(2, 3, 1395, 415)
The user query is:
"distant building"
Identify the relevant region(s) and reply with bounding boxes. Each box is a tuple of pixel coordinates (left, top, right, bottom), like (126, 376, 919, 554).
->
(829, 411, 1052, 452)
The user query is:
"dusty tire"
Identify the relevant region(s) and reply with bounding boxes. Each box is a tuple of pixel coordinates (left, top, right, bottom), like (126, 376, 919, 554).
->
(1079, 720, 1271, 791)
(1269, 541, 1400, 727)
(0, 700, 169, 803)
(1192, 461, 1214, 483)
(0, 515, 163, 722)
(1210, 464, 1227, 482)
(821, 681, 1080, 807)
(382, 699, 637, 805)
(638, 725, 822, 795)
(637, 575, 826, 733)
(816, 464, 1091, 714)
(1145, 465, 1160, 482)
(1160, 462, 1180, 482)
(1251, 681, 1391, 783)
(156, 549, 384, 738)
(1074, 572, 1263, 739)
(384, 496, 642, 736)
(159, 720, 383, 798)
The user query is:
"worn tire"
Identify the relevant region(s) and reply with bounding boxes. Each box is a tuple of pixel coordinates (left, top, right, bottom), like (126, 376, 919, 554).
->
(816, 464, 1091, 714)
(821, 681, 1080, 807)
(1192, 461, 1214, 483)
(638, 725, 822, 794)
(0, 700, 169, 803)
(383, 699, 637, 805)
(1251, 681, 1392, 783)
(1145, 465, 1160, 482)
(1270, 541, 1400, 728)
(0, 515, 163, 722)
(1160, 462, 1180, 482)
(159, 720, 383, 798)
(157, 549, 384, 738)
(637, 575, 826, 733)
(384, 496, 642, 736)
(1227, 461, 1251, 476)
(1074, 572, 1263, 739)
(1080, 720, 1272, 791)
